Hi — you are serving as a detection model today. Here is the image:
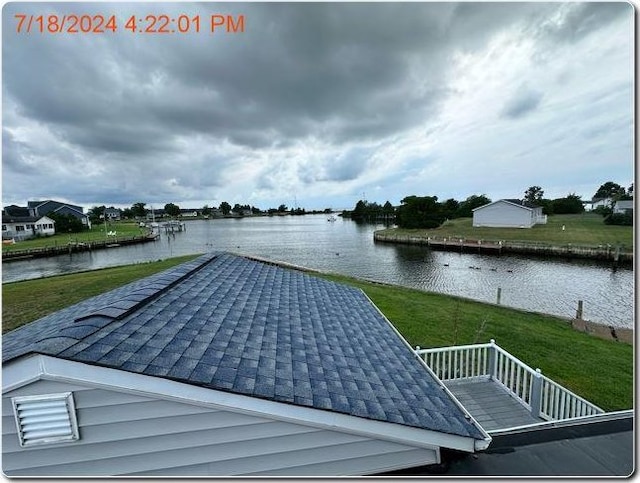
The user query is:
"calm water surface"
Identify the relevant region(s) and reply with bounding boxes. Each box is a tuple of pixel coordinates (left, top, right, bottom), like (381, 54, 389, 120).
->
(2, 215, 633, 328)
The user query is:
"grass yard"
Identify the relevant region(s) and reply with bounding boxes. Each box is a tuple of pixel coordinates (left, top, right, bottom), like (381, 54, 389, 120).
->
(2, 221, 147, 253)
(2, 255, 199, 332)
(319, 274, 633, 412)
(377, 213, 633, 248)
(2, 255, 633, 412)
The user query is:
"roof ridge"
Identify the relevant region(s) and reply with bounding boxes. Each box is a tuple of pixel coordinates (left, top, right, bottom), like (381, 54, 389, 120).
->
(74, 253, 220, 324)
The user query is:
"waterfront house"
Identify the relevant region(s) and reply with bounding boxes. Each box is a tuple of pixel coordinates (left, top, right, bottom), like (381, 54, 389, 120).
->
(2, 253, 491, 476)
(613, 200, 633, 215)
(104, 208, 122, 221)
(472, 199, 547, 228)
(2, 206, 56, 241)
(179, 209, 200, 217)
(585, 197, 613, 211)
(27, 200, 91, 229)
(1, 215, 55, 241)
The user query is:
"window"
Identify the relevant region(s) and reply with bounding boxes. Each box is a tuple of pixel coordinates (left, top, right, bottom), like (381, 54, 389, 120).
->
(12, 393, 80, 447)
(1, 225, 6, 231)
(15, 225, 25, 232)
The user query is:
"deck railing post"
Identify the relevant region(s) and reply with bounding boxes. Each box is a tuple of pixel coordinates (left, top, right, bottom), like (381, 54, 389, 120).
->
(530, 368, 543, 418)
(488, 339, 497, 380)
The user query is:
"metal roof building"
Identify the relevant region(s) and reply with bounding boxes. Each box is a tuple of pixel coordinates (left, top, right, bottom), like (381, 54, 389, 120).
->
(2, 252, 490, 476)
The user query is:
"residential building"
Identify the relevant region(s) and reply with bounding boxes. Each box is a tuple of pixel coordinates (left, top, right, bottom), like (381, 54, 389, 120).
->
(2, 214, 55, 241)
(584, 198, 612, 211)
(27, 200, 91, 229)
(104, 207, 122, 220)
(472, 199, 547, 228)
(2, 253, 491, 476)
(613, 200, 633, 215)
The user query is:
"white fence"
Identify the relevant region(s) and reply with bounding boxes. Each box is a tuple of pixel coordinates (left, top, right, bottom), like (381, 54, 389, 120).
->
(415, 340, 603, 422)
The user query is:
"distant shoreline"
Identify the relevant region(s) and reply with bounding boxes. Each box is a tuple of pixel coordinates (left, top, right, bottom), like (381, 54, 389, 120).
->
(373, 230, 633, 265)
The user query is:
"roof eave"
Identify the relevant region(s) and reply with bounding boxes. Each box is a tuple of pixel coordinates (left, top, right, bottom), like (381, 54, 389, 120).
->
(359, 290, 492, 447)
(4, 354, 484, 454)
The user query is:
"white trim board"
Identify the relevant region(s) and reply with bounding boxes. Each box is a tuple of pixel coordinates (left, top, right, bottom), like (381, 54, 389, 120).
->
(4, 354, 483, 453)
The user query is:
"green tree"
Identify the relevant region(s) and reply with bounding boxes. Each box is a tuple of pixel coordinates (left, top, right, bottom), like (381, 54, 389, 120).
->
(441, 198, 459, 220)
(538, 199, 555, 216)
(593, 182, 626, 202)
(164, 203, 181, 217)
(524, 186, 544, 204)
(396, 195, 445, 229)
(455, 195, 491, 218)
(552, 194, 584, 214)
(202, 205, 212, 217)
(131, 202, 148, 218)
(278, 204, 288, 213)
(87, 205, 106, 224)
(350, 200, 385, 222)
(121, 208, 133, 219)
(219, 202, 231, 215)
(604, 212, 633, 226)
(49, 213, 85, 234)
(232, 204, 244, 216)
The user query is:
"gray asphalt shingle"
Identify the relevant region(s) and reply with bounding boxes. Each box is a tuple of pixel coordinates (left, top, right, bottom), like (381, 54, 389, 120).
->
(3, 252, 484, 440)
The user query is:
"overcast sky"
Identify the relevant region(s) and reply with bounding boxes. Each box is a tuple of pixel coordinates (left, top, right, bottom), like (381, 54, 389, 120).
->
(2, 2, 634, 211)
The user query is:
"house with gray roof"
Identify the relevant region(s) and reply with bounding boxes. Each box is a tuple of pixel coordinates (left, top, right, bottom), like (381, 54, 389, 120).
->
(472, 199, 547, 228)
(2, 205, 55, 241)
(2, 253, 491, 476)
(27, 200, 91, 229)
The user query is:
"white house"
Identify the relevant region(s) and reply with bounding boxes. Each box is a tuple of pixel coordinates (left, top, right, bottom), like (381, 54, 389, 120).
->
(584, 197, 614, 211)
(613, 200, 633, 214)
(2, 253, 490, 477)
(2, 215, 56, 241)
(472, 199, 547, 228)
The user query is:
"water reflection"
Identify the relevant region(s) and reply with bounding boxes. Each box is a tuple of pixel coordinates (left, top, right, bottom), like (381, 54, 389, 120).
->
(2, 215, 633, 328)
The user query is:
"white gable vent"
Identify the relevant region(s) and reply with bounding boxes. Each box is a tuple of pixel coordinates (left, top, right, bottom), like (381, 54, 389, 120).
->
(12, 392, 80, 447)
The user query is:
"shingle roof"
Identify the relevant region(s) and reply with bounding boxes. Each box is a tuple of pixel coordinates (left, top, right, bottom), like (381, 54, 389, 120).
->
(502, 199, 540, 209)
(3, 253, 484, 440)
(2, 215, 42, 223)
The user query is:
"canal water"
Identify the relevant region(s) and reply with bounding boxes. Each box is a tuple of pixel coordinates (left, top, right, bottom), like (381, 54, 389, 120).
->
(2, 215, 633, 328)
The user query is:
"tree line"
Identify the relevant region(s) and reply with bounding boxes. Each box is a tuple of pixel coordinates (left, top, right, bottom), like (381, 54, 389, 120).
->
(87, 201, 332, 224)
(346, 181, 633, 229)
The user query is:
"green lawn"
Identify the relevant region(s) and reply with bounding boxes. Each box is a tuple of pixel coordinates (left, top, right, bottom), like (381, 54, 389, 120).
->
(320, 274, 632, 412)
(2, 255, 199, 332)
(2, 255, 633, 411)
(377, 213, 632, 248)
(2, 221, 148, 253)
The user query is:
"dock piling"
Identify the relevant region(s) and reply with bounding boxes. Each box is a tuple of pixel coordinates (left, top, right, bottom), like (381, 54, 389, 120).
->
(576, 300, 583, 320)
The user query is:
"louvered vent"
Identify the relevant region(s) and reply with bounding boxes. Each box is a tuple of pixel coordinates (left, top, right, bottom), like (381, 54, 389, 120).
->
(12, 393, 79, 447)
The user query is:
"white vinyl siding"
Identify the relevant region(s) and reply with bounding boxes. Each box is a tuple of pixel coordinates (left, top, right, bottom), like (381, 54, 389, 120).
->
(3, 378, 438, 476)
(473, 201, 534, 228)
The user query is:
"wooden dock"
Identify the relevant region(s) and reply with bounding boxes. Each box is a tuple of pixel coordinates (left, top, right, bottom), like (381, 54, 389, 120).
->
(374, 232, 632, 263)
(2, 233, 159, 262)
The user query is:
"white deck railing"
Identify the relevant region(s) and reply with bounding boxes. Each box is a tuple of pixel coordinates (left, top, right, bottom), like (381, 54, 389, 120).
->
(415, 339, 603, 422)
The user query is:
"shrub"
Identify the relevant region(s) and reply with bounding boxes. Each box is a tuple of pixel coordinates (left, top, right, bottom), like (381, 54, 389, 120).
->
(604, 212, 633, 226)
